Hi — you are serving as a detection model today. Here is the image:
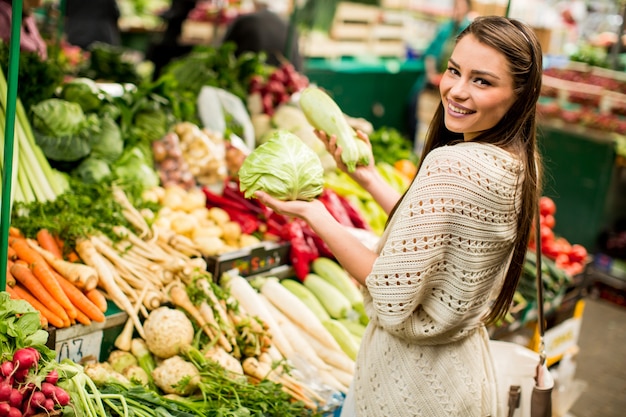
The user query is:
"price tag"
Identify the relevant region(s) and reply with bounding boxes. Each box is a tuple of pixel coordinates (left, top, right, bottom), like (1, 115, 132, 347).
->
(55, 330, 104, 363)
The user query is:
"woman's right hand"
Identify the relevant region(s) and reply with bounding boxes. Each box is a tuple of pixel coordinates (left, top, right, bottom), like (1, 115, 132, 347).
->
(314, 129, 378, 188)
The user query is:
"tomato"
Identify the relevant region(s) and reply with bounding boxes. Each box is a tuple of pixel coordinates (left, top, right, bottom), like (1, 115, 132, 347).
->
(539, 196, 557, 216)
(555, 253, 570, 269)
(542, 214, 556, 229)
(542, 239, 560, 259)
(540, 225, 554, 243)
(569, 244, 588, 263)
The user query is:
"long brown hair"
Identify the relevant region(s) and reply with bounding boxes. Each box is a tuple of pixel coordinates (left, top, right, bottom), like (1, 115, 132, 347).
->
(399, 16, 544, 324)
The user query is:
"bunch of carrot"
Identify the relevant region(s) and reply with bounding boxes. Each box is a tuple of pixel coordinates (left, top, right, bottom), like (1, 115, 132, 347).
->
(4, 227, 108, 329)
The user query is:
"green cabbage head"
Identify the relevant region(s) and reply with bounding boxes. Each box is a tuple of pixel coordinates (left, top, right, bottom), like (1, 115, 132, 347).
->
(238, 130, 324, 201)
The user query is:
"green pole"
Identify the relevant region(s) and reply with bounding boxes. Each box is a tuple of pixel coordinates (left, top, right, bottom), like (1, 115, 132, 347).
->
(1, 0, 23, 291)
(57, 0, 66, 48)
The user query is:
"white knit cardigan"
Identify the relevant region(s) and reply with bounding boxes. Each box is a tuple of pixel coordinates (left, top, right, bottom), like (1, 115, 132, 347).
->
(350, 142, 524, 417)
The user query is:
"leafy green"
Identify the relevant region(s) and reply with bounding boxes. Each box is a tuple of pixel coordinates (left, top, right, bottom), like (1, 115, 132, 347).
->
(156, 42, 268, 123)
(31, 98, 101, 162)
(10, 179, 135, 248)
(89, 115, 124, 163)
(72, 156, 112, 184)
(59, 77, 106, 113)
(369, 127, 419, 166)
(0, 41, 64, 113)
(0, 292, 55, 362)
(112, 144, 160, 190)
(239, 130, 324, 201)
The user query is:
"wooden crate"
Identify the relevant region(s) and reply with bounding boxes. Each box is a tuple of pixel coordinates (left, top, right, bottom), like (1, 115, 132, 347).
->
(330, 2, 381, 41)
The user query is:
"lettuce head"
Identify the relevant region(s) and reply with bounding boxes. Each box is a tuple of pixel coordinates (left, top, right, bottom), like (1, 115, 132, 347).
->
(238, 130, 324, 201)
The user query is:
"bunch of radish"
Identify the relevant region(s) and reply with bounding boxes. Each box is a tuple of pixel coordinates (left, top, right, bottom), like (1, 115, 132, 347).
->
(0, 347, 70, 417)
(248, 63, 309, 116)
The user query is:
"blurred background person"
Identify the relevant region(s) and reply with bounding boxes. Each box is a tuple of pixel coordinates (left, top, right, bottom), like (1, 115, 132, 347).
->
(64, 0, 121, 50)
(221, 0, 302, 70)
(146, 0, 197, 79)
(0, 0, 47, 59)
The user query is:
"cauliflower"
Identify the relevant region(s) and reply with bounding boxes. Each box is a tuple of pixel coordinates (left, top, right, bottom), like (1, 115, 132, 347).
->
(152, 355, 200, 395)
(143, 306, 194, 359)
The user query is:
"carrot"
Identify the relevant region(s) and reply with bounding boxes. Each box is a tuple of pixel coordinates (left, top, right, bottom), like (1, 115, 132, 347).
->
(30, 259, 78, 320)
(9, 226, 22, 237)
(9, 282, 66, 328)
(11, 261, 71, 327)
(9, 236, 43, 264)
(54, 235, 80, 263)
(6, 285, 49, 328)
(6, 259, 16, 288)
(73, 309, 92, 326)
(85, 288, 108, 313)
(7, 245, 17, 260)
(54, 272, 105, 323)
(28, 240, 99, 291)
(36, 229, 63, 259)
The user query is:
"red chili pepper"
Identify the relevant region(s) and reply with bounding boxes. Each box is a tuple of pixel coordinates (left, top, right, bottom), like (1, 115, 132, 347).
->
(318, 189, 354, 227)
(336, 193, 371, 230)
(284, 220, 319, 280)
(221, 206, 262, 235)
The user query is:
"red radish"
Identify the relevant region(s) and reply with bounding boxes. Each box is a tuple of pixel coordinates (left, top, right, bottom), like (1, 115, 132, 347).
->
(12, 348, 39, 371)
(6, 406, 21, 417)
(40, 382, 55, 398)
(0, 402, 10, 416)
(53, 386, 70, 406)
(0, 382, 12, 401)
(43, 398, 55, 411)
(0, 361, 14, 377)
(9, 388, 23, 407)
(28, 391, 46, 413)
(44, 369, 58, 385)
(11, 368, 28, 383)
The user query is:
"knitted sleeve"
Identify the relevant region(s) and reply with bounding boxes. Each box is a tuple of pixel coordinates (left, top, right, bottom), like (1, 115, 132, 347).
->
(365, 142, 523, 344)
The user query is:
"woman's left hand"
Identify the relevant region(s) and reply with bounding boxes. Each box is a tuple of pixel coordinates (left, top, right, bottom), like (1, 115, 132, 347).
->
(254, 191, 324, 221)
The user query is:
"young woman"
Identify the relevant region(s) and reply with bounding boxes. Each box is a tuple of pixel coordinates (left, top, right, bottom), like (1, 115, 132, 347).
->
(255, 16, 543, 416)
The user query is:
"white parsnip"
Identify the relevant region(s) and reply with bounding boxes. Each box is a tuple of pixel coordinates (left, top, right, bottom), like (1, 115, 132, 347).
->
(76, 238, 145, 339)
(221, 271, 292, 359)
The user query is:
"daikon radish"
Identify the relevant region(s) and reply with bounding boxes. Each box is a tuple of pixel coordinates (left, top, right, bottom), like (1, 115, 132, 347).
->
(259, 277, 343, 352)
(299, 329, 355, 375)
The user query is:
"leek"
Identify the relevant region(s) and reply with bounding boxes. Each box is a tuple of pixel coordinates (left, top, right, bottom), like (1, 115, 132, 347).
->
(0, 66, 69, 204)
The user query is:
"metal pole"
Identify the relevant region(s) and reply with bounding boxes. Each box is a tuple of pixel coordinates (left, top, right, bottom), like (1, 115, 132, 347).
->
(610, 2, 626, 70)
(1, 0, 22, 291)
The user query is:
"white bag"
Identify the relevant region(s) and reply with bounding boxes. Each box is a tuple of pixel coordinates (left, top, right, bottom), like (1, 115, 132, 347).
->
(490, 340, 554, 417)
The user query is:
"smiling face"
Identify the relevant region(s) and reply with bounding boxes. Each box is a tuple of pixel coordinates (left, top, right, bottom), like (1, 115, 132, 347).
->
(439, 34, 516, 141)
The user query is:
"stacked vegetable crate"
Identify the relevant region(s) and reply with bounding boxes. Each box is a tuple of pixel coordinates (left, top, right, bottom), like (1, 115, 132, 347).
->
(304, 2, 408, 58)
